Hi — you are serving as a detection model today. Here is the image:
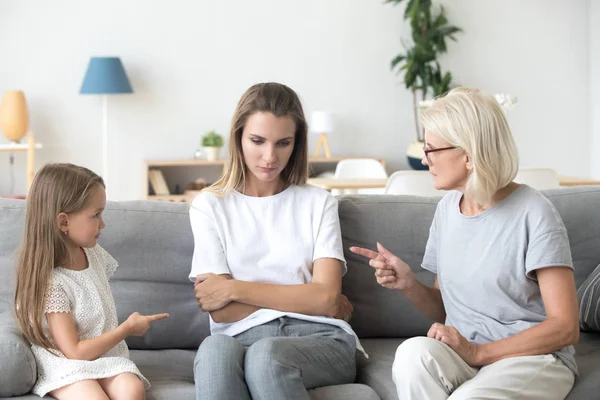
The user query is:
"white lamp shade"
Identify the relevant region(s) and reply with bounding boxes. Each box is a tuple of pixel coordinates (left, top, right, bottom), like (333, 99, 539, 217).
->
(310, 111, 333, 134)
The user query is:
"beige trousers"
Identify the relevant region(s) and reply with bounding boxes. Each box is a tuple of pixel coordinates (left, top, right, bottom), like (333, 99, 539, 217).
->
(392, 337, 575, 400)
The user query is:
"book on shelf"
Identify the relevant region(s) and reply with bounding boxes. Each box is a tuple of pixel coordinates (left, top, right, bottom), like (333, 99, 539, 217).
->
(148, 169, 170, 195)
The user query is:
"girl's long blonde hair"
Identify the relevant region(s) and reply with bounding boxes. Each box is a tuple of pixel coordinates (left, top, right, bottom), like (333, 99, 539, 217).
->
(14, 163, 104, 349)
(205, 82, 309, 196)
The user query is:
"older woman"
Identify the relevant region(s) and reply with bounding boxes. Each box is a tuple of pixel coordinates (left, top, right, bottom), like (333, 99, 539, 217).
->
(351, 88, 579, 400)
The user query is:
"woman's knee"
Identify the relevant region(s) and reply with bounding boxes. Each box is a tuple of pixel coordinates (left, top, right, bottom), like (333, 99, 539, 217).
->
(393, 337, 445, 380)
(194, 334, 245, 379)
(195, 334, 239, 362)
(245, 338, 283, 368)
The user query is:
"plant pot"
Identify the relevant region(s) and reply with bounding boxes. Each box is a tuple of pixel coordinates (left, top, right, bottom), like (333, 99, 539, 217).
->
(203, 146, 220, 161)
(406, 140, 428, 170)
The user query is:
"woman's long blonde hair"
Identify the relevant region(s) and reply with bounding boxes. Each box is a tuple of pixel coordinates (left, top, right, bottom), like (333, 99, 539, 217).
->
(14, 163, 104, 349)
(205, 82, 309, 196)
(421, 87, 519, 205)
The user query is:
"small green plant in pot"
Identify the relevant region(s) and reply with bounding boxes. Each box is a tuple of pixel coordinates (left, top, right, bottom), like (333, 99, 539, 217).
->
(201, 130, 223, 161)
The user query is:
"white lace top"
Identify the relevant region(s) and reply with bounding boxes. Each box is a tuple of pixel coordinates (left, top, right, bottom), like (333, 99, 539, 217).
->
(30, 245, 149, 396)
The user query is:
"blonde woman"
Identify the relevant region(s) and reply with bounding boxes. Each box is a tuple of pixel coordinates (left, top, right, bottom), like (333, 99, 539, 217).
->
(14, 163, 169, 399)
(190, 82, 359, 400)
(351, 88, 579, 399)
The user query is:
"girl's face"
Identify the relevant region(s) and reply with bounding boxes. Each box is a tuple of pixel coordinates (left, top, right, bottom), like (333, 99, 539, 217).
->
(241, 111, 296, 185)
(60, 185, 107, 248)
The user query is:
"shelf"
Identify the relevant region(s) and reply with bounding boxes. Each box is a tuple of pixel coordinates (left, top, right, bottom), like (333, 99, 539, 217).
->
(147, 194, 188, 201)
(144, 156, 387, 201)
(0, 142, 43, 152)
(146, 159, 226, 167)
(145, 157, 384, 167)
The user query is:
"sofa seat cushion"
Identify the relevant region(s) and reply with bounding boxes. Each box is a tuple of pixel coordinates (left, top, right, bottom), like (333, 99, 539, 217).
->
(567, 333, 600, 399)
(130, 349, 380, 400)
(359, 334, 600, 400)
(356, 338, 404, 400)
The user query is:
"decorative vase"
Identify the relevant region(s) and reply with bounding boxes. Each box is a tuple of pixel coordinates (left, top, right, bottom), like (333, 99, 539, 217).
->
(406, 140, 428, 170)
(204, 146, 220, 161)
(0, 90, 29, 142)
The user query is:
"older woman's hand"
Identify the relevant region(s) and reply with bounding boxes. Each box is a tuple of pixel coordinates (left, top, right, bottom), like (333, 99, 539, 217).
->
(350, 242, 415, 291)
(194, 273, 234, 312)
(428, 323, 480, 367)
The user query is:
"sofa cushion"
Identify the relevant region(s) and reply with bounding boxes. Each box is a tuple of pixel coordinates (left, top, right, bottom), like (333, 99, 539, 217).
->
(357, 338, 404, 400)
(130, 349, 380, 400)
(338, 188, 600, 339)
(542, 188, 600, 287)
(0, 312, 37, 397)
(98, 200, 211, 350)
(578, 264, 600, 332)
(567, 333, 600, 399)
(339, 195, 439, 339)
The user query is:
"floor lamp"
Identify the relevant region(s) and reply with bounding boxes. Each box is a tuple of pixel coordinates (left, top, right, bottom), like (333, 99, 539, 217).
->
(80, 57, 133, 182)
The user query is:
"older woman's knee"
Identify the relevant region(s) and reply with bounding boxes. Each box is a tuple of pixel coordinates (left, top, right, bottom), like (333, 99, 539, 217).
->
(393, 337, 446, 382)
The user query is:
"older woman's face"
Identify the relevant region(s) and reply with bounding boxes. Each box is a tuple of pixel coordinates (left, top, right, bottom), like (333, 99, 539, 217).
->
(422, 131, 470, 191)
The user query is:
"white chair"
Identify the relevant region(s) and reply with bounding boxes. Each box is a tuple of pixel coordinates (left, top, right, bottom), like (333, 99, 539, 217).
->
(332, 158, 388, 195)
(385, 170, 446, 197)
(515, 168, 560, 190)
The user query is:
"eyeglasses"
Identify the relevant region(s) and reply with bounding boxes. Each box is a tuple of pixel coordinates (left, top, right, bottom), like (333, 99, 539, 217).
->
(423, 145, 457, 165)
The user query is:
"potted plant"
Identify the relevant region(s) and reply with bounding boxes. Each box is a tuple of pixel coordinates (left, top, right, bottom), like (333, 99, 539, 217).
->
(386, 0, 462, 169)
(201, 130, 223, 161)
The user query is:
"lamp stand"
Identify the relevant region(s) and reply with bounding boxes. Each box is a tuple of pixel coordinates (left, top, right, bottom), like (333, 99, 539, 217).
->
(102, 95, 108, 182)
(312, 133, 331, 159)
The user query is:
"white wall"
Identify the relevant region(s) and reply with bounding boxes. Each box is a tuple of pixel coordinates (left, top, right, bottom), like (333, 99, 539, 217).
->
(591, 0, 600, 179)
(444, 0, 590, 176)
(0, 0, 591, 200)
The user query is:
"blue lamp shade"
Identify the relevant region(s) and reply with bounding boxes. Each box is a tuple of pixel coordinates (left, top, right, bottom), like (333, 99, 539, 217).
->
(80, 57, 133, 94)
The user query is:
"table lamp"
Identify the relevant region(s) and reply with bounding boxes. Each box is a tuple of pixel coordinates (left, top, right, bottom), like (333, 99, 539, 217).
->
(80, 57, 133, 181)
(0, 90, 29, 142)
(310, 111, 333, 159)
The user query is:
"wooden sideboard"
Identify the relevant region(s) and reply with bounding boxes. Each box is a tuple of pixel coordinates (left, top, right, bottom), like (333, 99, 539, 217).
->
(144, 159, 600, 202)
(144, 156, 385, 201)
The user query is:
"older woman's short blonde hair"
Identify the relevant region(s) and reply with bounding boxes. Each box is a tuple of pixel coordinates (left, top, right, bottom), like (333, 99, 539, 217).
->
(421, 87, 519, 205)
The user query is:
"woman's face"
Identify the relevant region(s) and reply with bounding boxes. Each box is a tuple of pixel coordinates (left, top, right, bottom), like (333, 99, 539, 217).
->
(423, 131, 469, 191)
(241, 111, 296, 184)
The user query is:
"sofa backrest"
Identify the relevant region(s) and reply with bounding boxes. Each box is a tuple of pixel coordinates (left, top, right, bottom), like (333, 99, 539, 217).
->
(340, 187, 600, 338)
(1, 186, 599, 347)
(0, 199, 208, 350)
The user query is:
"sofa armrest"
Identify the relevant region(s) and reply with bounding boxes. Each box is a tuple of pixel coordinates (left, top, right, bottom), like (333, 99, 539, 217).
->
(0, 312, 36, 397)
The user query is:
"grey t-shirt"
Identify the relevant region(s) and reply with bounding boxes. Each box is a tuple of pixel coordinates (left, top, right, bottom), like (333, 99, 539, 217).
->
(422, 185, 577, 375)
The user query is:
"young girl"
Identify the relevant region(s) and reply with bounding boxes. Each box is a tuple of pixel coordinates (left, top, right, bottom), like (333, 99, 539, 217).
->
(14, 163, 169, 400)
(190, 82, 361, 400)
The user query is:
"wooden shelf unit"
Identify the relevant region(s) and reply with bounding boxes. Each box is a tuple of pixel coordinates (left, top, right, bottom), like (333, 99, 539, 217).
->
(144, 156, 386, 201)
(0, 131, 43, 191)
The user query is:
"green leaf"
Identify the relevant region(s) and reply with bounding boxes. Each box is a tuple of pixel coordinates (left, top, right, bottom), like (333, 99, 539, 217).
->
(405, 0, 419, 20)
(391, 54, 407, 70)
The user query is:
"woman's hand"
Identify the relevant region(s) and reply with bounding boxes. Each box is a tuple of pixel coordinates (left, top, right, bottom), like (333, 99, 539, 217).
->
(124, 312, 169, 336)
(428, 323, 480, 367)
(350, 242, 415, 291)
(333, 295, 353, 322)
(195, 273, 234, 312)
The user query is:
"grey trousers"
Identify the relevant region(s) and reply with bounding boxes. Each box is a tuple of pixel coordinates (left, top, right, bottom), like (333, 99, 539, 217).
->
(194, 317, 357, 400)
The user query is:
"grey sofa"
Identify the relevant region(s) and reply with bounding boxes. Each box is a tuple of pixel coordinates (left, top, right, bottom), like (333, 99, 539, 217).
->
(1, 186, 599, 399)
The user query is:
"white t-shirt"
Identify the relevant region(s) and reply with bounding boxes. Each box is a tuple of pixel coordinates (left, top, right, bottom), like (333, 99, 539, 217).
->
(188, 184, 363, 353)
